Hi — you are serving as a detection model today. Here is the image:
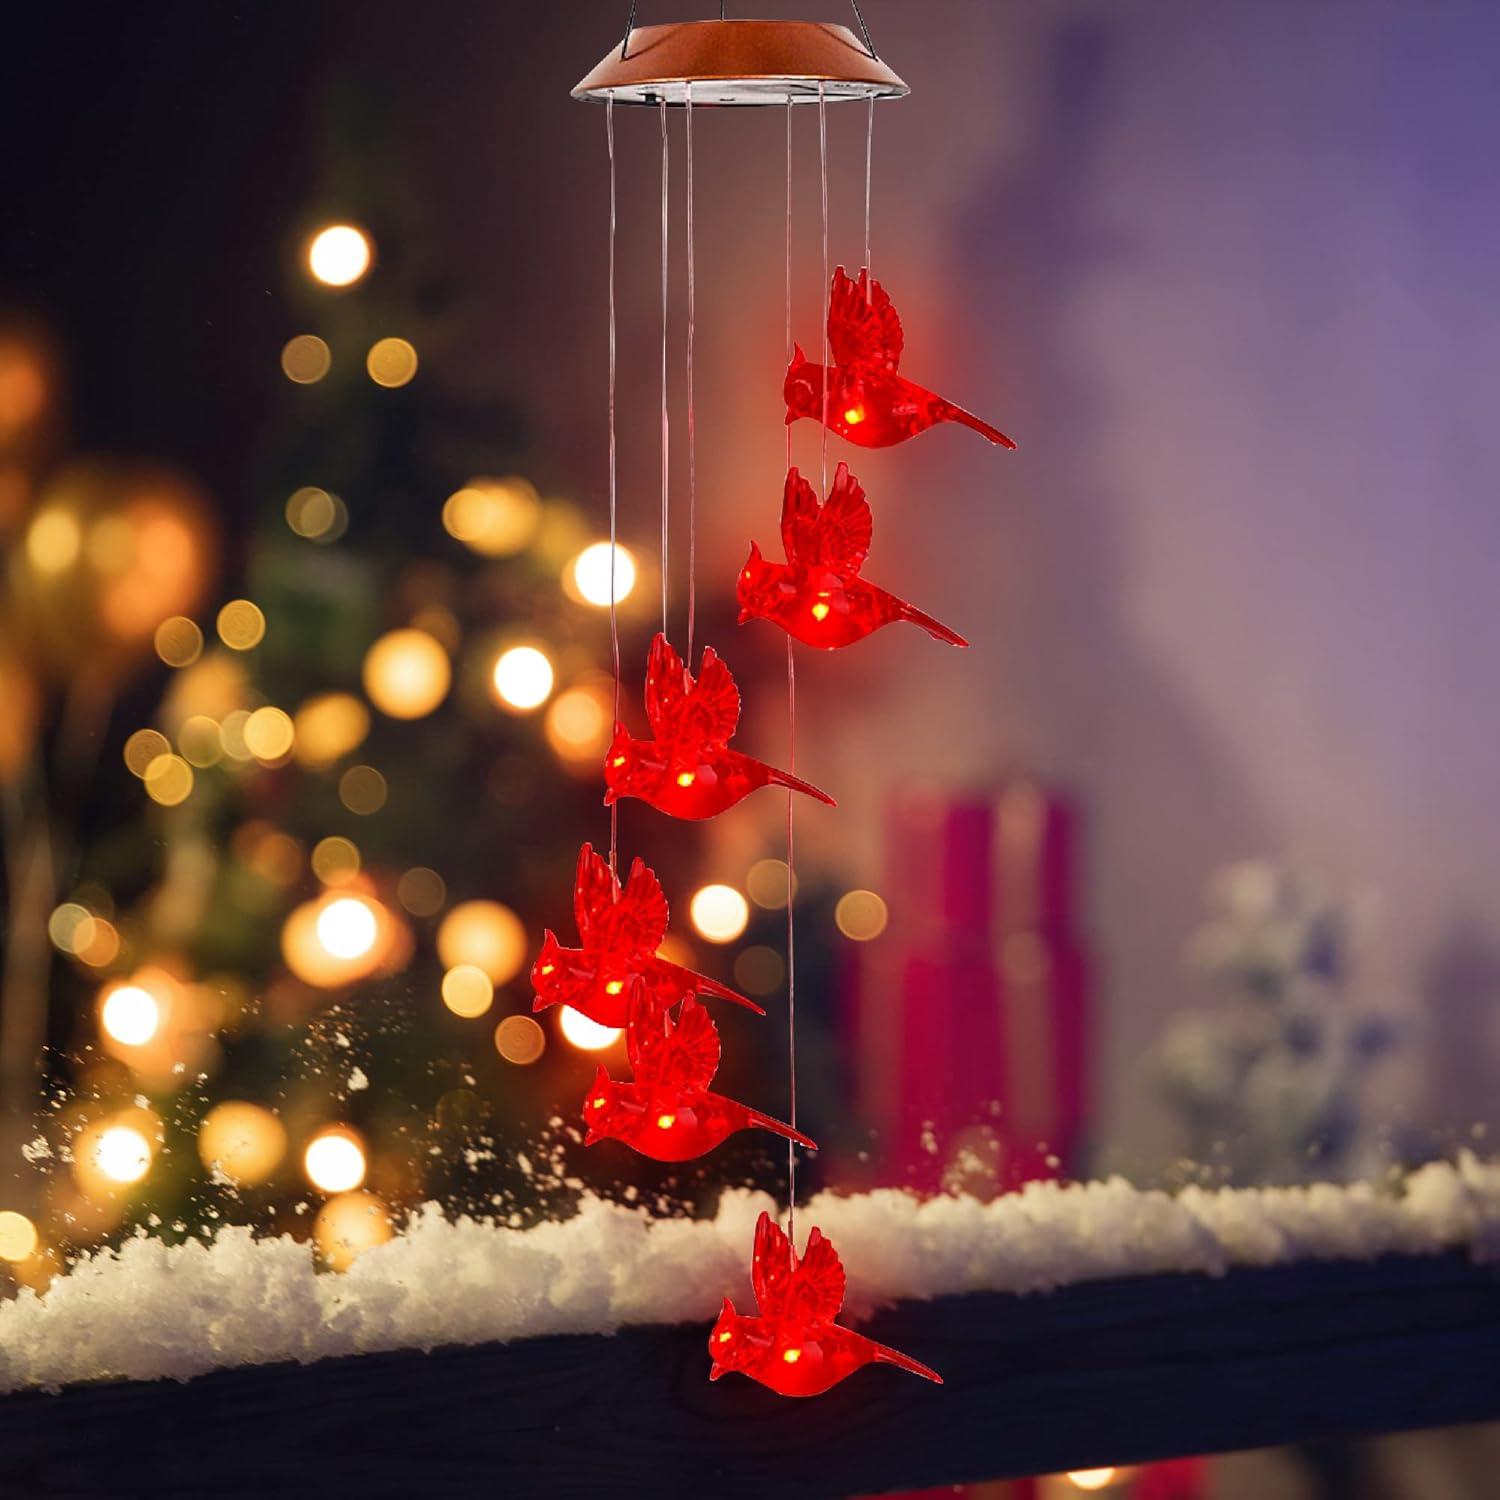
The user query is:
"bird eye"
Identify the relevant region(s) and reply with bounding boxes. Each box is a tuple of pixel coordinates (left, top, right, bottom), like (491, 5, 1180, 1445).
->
(717, 1330, 732, 1343)
(591, 1097, 606, 1108)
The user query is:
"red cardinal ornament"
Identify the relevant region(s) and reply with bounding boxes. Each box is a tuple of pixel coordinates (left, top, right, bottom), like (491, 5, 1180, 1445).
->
(532, 844, 764, 1028)
(583, 998, 815, 1162)
(738, 463, 968, 650)
(785, 266, 1016, 450)
(603, 633, 835, 820)
(709, 1211, 943, 1396)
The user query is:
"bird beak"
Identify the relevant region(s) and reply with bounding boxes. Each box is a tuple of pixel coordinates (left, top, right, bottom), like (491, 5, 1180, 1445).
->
(602, 787, 617, 806)
(708, 1365, 724, 1381)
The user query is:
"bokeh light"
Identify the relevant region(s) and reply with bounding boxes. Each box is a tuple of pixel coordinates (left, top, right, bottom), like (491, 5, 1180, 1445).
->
(366, 337, 418, 388)
(492, 645, 554, 712)
(436, 901, 526, 984)
(92, 1125, 152, 1185)
(243, 706, 295, 763)
(153, 615, 203, 668)
(441, 476, 540, 558)
(494, 1014, 546, 1065)
(544, 683, 612, 765)
(0, 1211, 39, 1263)
(568, 541, 637, 607)
(293, 693, 370, 767)
(280, 334, 332, 384)
(689, 884, 750, 944)
(441, 964, 494, 1018)
(396, 866, 446, 917)
(178, 715, 223, 767)
(281, 890, 397, 988)
(99, 983, 162, 1047)
(311, 836, 361, 886)
(315, 1190, 393, 1271)
(733, 945, 785, 996)
(216, 598, 266, 651)
(306, 224, 372, 288)
(558, 1006, 623, 1052)
(746, 857, 795, 910)
(338, 763, 387, 814)
(284, 486, 347, 543)
(123, 728, 170, 778)
(303, 1127, 366, 1194)
(315, 896, 379, 960)
(835, 889, 889, 942)
(1066, 1472, 1118, 1493)
(198, 1101, 287, 1186)
(25, 508, 80, 575)
(144, 752, 194, 806)
(361, 628, 450, 719)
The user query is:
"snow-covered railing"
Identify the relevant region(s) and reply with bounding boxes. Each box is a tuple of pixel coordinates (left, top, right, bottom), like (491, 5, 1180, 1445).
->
(2, 1159, 1498, 1494)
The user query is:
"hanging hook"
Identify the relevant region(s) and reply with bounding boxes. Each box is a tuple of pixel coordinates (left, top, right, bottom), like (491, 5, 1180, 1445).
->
(848, 0, 879, 60)
(624, 3, 881, 65)
(620, 0, 637, 61)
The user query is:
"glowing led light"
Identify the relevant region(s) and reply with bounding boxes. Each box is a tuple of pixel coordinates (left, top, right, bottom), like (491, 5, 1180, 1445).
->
(100, 983, 161, 1047)
(656, 1113, 675, 1130)
(153, 615, 203, 667)
(558, 1006, 622, 1052)
(362, 628, 450, 719)
(0, 1211, 38, 1262)
(216, 599, 266, 651)
(303, 1128, 366, 1193)
(569, 541, 637, 607)
(835, 888, 889, 942)
(25, 509, 80, 575)
(280, 334, 332, 384)
(144, 753, 194, 806)
(243, 706, 295, 762)
(783, 1347, 802, 1363)
(676, 771, 696, 787)
(93, 1125, 152, 1184)
(123, 729, 171, 778)
(441, 963, 494, 1019)
(843, 405, 864, 425)
(492, 645, 554, 712)
(436, 901, 526, 984)
(306, 224, 372, 288)
(315, 1190, 393, 1270)
(316, 896, 379, 960)
(366, 337, 418, 388)
(689, 884, 750, 944)
(198, 1101, 286, 1186)
(1066, 1472, 1118, 1493)
(494, 1014, 546, 1065)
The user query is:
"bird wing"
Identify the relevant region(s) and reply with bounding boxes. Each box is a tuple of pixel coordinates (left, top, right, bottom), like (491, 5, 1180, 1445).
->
(644, 633, 742, 750)
(827, 266, 903, 373)
(615, 857, 670, 952)
(779, 466, 821, 564)
(643, 632, 689, 739)
(784, 1226, 847, 1324)
(572, 843, 619, 946)
(751, 1211, 797, 1317)
(632, 995, 720, 1090)
(812, 463, 872, 571)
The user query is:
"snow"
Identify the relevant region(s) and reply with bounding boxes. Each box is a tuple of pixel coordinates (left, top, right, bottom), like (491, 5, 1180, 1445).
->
(2, 1153, 1497, 1394)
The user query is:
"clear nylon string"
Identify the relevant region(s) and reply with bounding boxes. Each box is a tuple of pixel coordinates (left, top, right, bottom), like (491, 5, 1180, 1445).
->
(607, 93, 620, 879)
(864, 95, 875, 286)
(783, 93, 798, 1242)
(659, 97, 671, 639)
(819, 85, 830, 501)
(685, 84, 697, 664)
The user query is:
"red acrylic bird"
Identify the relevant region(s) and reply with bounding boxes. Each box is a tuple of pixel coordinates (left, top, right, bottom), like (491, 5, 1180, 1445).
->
(583, 998, 816, 1162)
(603, 633, 835, 820)
(785, 266, 1016, 450)
(708, 1210, 943, 1396)
(738, 463, 968, 651)
(532, 843, 764, 1029)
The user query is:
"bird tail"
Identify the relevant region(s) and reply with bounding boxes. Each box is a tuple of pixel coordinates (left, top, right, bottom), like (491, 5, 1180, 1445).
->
(743, 1107, 818, 1151)
(946, 402, 1017, 450)
(767, 766, 837, 807)
(687, 970, 767, 1016)
(898, 602, 969, 648)
(871, 1339, 944, 1384)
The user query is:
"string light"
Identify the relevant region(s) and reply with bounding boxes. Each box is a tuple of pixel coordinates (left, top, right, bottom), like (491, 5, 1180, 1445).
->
(303, 1127, 367, 1193)
(567, 541, 636, 607)
(558, 1006, 622, 1052)
(99, 983, 162, 1047)
(689, 884, 750, 943)
(91, 1124, 153, 1185)
(361, 628, 450, 719)
(492, 645, 554, 712)
(315, 896, 379, 960)
(306, 224, 372, 288)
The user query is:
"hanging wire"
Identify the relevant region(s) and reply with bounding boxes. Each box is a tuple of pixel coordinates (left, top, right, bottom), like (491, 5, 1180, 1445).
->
(864, 95, 875, 284)
(785, 96, 794, 474)
(607, 93, 621, 878)
(659, 97, 671, 640)
(685, 84, 697, 664)
(783, 93, 798, 1240)
(819, 84, 830, 502)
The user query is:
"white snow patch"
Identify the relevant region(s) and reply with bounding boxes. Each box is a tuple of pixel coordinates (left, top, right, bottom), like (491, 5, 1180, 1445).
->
(1, 1154, 1497, 1394)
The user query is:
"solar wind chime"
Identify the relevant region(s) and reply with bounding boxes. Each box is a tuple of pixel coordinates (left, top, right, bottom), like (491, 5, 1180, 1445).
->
(549, 6, 1014, 1397)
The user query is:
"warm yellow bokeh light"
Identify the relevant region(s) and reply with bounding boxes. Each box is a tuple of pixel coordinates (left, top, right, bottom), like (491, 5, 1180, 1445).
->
(316, 896, 379, 960)
(558, 1006, 623, 1052)
(0, 1210, 39, 1263)
(494, 1013, 546, 1065)
(123, 728, 171, 778)
(25, 508, 81, 575)
(178, 714, 224, 767)
(492, 645, 554, 712)
(361, 628, 450, 720)
(93, 1125, 152, 1184)
(243, 705, 295, 762)
(835, 889, 889, 942)
(293, 692, 370, 767)
(303, 1128, 367, 1193)
(198, 1101, 287, 1186)
(441, 476, 540, 558)
(74, 915, 121, 968)
(441, 964, 494, 1019)
(746, 857, 795, 910)
(568, 542, 637, 607)
(734, 944, 785, 997)
(216, 598, 266, 651)
(315, 1190, 393, 1271)
(366, 337, 418, 388)
(48, 901, 95, 954)
(219, 709, 254, 761)
(153, 615, 203, 668)
(285, 486, 347, 542)
(100, 983, 162, 1047)
(436, 900, 526, 984)
(144, 753, 194, 806)
(544, 685, 612, 764)
(338, 763, 387, 814)
(1066, 1472, 1118, 1493)
(311, 835, 361, 886)
(306, 224, 372, 288)
(396, 866, 446, 917)
(280, 334, 332, 384)
(689, 884, 750, 944)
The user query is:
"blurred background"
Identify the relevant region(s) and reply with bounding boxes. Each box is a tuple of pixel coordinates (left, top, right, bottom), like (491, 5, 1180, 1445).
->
(1, 1, 1498, 1492)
